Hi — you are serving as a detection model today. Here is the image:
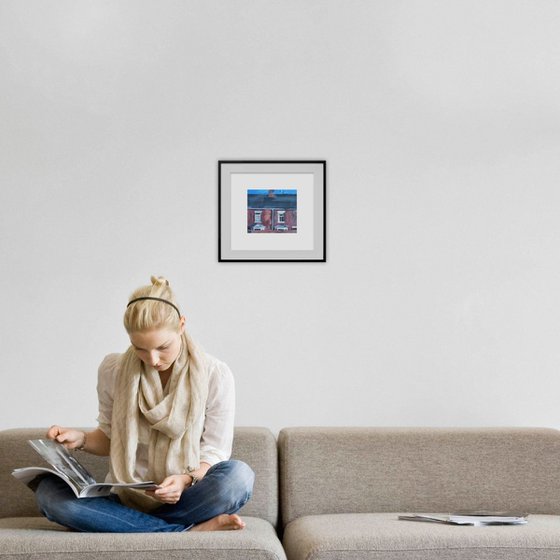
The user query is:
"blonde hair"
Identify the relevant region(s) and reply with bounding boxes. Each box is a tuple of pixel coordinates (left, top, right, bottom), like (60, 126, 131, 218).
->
(123, 276, 181, 333)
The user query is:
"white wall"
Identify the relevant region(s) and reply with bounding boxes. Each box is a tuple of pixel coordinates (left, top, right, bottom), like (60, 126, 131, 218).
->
(2, 1, 560, 433)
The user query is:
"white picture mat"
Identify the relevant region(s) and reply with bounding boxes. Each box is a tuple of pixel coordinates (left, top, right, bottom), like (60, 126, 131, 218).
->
(230, 173, 314, 251)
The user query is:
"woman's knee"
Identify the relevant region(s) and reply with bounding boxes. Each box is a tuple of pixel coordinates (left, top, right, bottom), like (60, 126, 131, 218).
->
(35, 475, 80, 523)
(230, 460, 255, 493)
(35, 475, 63, 509)
(211, 459, 255, 503)
(213, 459, 253, 483)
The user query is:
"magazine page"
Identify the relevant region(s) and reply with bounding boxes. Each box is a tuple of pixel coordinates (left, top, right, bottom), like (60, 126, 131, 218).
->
(449, 513, 528, 525)
(28, 439, 96, 491)
(13, 439, 160, 499)
(398, 513, 528, 526)
(12, 467, 83, 497)
(77, 481, 160, 498)
(398, 515, 450, 524)
(12, 467, 160, 498)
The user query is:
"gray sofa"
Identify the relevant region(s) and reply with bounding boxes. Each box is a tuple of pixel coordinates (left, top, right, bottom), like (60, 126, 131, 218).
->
(279, 427, 560, 560)
(4, 427, 560, 560)
(0, 427, 286, 560)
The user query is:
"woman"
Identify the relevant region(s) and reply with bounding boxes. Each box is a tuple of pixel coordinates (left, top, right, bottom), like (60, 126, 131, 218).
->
(35, 276, 254, 532)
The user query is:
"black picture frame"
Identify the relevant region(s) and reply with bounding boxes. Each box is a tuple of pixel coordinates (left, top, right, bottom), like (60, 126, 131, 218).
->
(218, 160, 326, 262)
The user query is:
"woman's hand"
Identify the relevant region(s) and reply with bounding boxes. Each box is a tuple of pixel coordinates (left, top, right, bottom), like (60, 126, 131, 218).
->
(46, 425, 86, 450)
(146, 474, 191, 504)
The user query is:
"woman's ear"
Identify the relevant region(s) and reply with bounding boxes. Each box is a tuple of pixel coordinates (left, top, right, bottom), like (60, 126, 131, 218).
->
(179, 315, 186, 333)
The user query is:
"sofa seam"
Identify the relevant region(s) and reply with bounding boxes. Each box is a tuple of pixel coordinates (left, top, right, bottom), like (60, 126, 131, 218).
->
(1, 546, 284, 559)
(304, 544, 560, 560)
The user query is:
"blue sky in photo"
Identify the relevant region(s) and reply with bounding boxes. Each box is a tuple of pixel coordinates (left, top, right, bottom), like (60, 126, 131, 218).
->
(247, 189, 297, 195)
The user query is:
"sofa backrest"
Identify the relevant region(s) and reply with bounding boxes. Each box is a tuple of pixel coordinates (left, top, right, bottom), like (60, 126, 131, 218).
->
(279, 427, 560, 527)
(0, 426, 278, 527)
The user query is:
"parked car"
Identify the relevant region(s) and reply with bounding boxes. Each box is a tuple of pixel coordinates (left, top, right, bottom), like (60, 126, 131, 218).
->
(251, 223, 266, 231)
(273, 225, 289, 231)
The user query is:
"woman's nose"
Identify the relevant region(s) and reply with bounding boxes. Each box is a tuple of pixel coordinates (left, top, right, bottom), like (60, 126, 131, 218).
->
(147, 351, 159, 365)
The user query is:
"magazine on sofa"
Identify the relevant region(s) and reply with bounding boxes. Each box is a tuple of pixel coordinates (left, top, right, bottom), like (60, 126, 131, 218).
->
(398, 512, 529, 526)
(12, 439, 159, 498)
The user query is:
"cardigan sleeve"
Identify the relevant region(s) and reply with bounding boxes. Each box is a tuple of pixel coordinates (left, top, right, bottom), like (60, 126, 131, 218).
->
(96, 353, 120, 439)
(199, 357, 236, 466)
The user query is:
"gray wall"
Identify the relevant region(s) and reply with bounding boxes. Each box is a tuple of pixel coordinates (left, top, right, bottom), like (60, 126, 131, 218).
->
(2, 1, 560, 432)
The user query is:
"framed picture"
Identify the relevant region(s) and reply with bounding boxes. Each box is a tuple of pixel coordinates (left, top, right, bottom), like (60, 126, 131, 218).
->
(218, 160, 326, 262)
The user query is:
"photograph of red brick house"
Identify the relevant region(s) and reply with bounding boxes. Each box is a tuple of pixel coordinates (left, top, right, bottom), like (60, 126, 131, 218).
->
(247, 189, 297, 233)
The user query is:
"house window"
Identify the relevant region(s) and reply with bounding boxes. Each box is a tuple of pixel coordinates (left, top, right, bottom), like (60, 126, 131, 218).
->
(277, 210, 285, 223)
(254, 211, 262, 223)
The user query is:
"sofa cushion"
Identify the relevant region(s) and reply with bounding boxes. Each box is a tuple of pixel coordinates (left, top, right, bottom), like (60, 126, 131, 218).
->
(279, 427, 560, 526)
(0, 516, 286, 560)
(283, 513, 560, 560)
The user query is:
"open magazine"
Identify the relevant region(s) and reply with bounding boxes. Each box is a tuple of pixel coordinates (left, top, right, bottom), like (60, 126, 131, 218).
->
(12, 439, 159, 498)
(398, 512, 528, 526)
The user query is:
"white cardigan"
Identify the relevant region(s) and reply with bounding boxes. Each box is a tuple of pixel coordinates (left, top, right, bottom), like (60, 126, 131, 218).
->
(96, 352, 235, 480)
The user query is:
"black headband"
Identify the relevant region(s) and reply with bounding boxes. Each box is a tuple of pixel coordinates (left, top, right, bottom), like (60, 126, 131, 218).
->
(126, 297, 181, 318)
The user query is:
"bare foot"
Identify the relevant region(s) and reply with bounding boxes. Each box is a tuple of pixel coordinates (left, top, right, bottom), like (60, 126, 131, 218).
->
(191, 514, 246, 532)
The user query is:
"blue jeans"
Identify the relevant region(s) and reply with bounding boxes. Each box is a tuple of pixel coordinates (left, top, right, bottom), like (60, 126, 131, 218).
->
(35, 460, 255, 533)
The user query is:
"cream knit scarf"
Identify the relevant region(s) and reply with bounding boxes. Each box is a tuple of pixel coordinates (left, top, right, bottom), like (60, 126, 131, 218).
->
(109, 332, 209, 511)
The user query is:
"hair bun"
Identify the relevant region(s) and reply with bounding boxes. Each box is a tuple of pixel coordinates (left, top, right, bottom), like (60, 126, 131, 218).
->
(150, 275, 170, 287)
